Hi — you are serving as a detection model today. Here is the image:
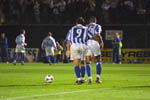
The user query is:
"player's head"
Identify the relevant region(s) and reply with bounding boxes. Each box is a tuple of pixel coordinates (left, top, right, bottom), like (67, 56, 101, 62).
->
(1, 33, 5, 38)
(76, 17, 85, 25)
(89, 16, 97, 23)
(115, 32, 120, 38)
(48, 32, 52, 37)
(20, 29, 26, 35)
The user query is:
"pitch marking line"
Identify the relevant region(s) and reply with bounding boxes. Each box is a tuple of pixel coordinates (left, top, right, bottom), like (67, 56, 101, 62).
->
(1, 88, 112, 100)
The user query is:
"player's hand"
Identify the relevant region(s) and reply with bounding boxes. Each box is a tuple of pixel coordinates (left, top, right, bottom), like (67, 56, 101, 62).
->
(24, 43, 27, 46)
(66, 50, 70, 57)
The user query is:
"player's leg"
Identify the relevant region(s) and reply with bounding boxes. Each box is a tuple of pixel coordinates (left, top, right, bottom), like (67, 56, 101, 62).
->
(112, 49, 116, 64)
(47, 56, 51, 64)
(51, 47, 56, 64)
(45, 47, 51, 65)
(73, 59, 82, 84)
(21, 46, 26, 65)
(71, 44, 83, 84)
(86, 56, 92, 84)
(53, 55, 56, 64)
(80, 60, 86, 83)
(86, 41, 93, 84)
(117, 49, 121, 64)
(5, 48, 9, 63)
(95, 55, 102, 83)
(92, 41, 102, 83)
(21, 53, 26, 65)
(13, 52, 18, 65)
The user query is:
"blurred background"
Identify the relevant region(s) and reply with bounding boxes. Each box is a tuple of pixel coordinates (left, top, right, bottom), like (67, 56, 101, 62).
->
(0, 0, 150, 63)
(0, 0, 150, 48)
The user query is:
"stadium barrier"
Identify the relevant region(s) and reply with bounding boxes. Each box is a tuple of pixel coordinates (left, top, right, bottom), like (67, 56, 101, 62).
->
(101, 49, 150, 64)
(7, 48, 150, 63)
(8, 48, 39, 62)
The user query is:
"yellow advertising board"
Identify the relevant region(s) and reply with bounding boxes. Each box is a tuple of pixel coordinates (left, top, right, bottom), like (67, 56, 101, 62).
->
(101, 49, 150, 63)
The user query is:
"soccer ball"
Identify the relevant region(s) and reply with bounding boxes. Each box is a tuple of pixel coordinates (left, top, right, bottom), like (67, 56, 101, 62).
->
(45, 75, 54, 83)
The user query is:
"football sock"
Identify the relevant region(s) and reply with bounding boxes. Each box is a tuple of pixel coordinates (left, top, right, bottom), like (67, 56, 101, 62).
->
(47, 56, 51, 63)
(86, 62, 92, 78)
(96, 61, 102, 76)
(74, 66, 80, 79)
(81, 66, 85, 78)
(22, 55, 26, 62)
(14, 56, 18, 62)
(53, 56, 56, 64)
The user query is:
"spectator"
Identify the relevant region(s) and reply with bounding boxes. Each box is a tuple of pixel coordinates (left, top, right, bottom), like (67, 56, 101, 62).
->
(33, 1, 40, 23)
(0, 33, 9, 63)
(112, 32, 122, 64)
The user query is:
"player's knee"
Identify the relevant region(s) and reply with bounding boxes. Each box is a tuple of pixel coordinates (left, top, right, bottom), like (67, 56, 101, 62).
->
(95, 55, 101, 62)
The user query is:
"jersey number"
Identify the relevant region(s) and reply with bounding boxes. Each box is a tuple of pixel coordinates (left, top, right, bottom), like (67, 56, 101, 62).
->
(76, 29, 82, 38)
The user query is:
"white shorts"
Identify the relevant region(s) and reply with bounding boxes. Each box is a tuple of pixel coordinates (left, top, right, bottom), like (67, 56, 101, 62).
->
(86, 40, 101, 56)
(15, 45, 25, 53)
(70, 43, 87, 60)
(45, 47, 54, 56)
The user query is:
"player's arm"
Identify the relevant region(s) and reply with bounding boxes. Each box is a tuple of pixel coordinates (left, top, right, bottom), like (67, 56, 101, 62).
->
(22, 40, 27, 46)
(66, 40, 70, 57)
(99, 35, 104, 49)
(22, 36, 27, 46)
(92, 34, 104, 48)
(112, 39, 120, 44)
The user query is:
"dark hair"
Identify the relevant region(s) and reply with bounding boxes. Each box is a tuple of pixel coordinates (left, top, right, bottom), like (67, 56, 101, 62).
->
(89, 16, 97, 22)
(20, 29, 25, 33)
(48, 32, 52, 36)
(76, 17, 85, 25)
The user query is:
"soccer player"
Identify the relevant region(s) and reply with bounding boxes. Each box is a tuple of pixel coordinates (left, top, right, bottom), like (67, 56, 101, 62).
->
(86, 16, 104, 84)
(13, 29, 27, 65)
(41, 32, 57, 65)
(0, 33, 9, 63)
(112, 32, 122, 64)
(66, 17, 89, 84)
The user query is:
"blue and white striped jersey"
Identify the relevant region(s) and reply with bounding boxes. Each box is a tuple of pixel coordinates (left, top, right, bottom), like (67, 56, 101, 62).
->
(87, 23, 102, 38)
(66, 24, 89, 45)
(41, 36, 57, 49)
(15, 34, 25, 46)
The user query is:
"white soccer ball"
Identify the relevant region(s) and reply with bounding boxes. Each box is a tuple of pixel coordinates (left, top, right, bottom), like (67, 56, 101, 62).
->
(45, 75, 54, 83)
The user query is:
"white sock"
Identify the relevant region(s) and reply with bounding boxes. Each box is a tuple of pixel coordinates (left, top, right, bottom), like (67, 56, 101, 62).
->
(97, 75, 100, 78)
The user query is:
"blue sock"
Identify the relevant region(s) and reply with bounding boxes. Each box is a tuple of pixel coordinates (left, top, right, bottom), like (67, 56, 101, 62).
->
(22, 55, 26, 62)
(96, 61, 102, 75)
(81, 66, 85, 78)
(53, 56, 56, 64)
(74, 66, 80, 78)
(47, 56, 51, 63)
(86, 62, 92, 77)
(14, 56, 18, 62)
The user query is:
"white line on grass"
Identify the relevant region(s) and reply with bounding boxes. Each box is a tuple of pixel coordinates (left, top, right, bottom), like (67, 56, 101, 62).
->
(1, 88, 112, 100)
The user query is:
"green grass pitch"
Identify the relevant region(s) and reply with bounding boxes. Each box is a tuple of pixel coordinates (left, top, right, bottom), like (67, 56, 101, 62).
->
(0, 63, 150, 100)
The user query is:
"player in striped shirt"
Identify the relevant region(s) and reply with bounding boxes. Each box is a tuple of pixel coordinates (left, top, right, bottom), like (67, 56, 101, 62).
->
(86, 16, 104, 84)
(13, 29, 27, 65)
(66, 17, 90, 84)
(41, 32, 57, 65)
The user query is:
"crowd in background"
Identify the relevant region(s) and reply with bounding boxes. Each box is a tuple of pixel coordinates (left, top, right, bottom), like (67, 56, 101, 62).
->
(0, 0, 149, 25)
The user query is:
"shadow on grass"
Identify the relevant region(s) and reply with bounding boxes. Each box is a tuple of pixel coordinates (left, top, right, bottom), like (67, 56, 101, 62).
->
(0, 83, 75, 87)
(0, 84, 49, 87)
